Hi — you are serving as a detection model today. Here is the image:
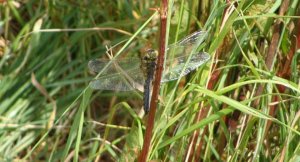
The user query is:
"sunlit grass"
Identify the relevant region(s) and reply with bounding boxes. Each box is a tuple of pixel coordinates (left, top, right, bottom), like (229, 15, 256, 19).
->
(0, 0, 300, 161)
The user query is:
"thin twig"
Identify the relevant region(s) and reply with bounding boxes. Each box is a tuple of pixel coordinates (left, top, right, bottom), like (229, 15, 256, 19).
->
(138, 0, 168, 161)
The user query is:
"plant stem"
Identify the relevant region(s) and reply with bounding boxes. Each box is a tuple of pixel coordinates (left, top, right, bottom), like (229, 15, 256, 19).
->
(138, 0, 168, 161)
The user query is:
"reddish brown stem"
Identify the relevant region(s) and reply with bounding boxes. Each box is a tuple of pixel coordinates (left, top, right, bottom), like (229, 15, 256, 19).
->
(138, 0, 168, 161)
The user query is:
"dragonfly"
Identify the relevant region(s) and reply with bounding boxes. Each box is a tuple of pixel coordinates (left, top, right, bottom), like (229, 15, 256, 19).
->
(88, 30, 210, 113)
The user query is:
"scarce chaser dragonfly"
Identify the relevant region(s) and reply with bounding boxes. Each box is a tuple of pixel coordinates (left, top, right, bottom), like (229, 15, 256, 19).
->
(88, 30, 210, 113)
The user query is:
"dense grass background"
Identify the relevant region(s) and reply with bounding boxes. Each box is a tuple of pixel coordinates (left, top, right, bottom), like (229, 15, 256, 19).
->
(1, 0, 300, 161)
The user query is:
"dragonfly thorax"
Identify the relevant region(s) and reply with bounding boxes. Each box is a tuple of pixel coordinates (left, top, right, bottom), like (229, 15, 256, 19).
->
(141, 49, 158, 78)
(143, 49, 158, 61)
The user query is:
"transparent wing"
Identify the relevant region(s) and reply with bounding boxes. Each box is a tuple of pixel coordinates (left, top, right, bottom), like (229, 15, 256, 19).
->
(166, 31, 207, 58)
(88, 52, 210, 90)
(162, 31, 210, 82)
(88, 30, 210, 91)
(162, 52, 210, 82)
(88, 58, 144, 91)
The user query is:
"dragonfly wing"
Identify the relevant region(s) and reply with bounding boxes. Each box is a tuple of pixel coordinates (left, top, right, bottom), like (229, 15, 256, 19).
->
(161, 30, 209, 82)
(88, 31, 208, 90)
(88, 58, 141, 73)
(88, 58, 145, 91)
(162, 52, 210, 83)
(166, 31, 208, 57)
(176, 30, 208, 46)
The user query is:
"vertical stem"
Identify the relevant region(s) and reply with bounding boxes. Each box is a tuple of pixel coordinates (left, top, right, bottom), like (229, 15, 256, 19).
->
(138, 0, 168, 161)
